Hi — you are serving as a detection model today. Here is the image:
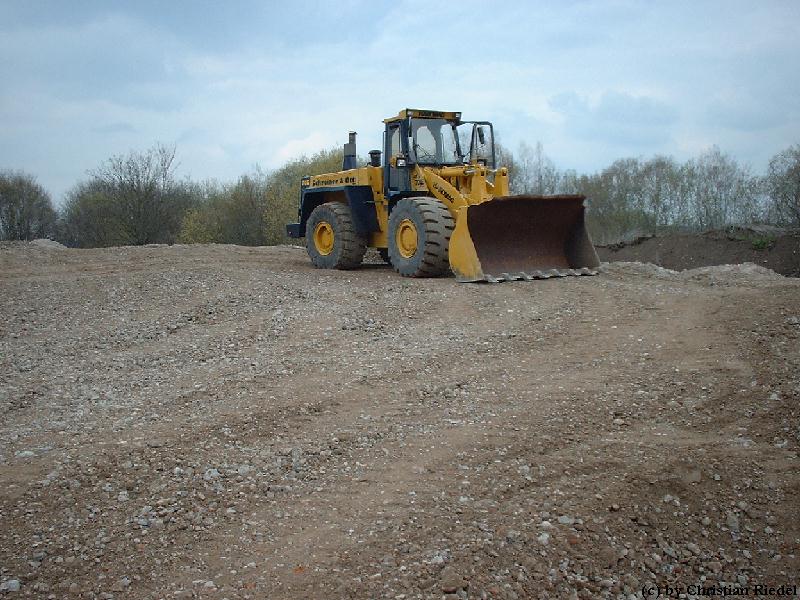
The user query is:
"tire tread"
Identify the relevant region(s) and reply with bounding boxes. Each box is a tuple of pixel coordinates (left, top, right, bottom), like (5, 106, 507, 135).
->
(388, 197, 454, 277)
(305, 202, 366, 270)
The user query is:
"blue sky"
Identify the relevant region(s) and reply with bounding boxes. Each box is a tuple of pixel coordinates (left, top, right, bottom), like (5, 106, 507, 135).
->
(1, 0, 799, 203)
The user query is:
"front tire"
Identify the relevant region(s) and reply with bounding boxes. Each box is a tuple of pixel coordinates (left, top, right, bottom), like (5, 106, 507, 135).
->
(388, 197, 454, 277)
(306, 202, 366, 270)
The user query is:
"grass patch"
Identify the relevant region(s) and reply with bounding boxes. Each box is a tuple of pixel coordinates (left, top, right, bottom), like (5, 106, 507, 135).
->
(751, 236, 775, 250)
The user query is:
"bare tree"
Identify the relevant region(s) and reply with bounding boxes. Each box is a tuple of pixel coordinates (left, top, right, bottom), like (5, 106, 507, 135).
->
(494, 141, 518, 187)
(638, 156, 684, 235)
(0, 171, 57, 241)
(765, 145, 800, 226)
(601, 158, 647, 234)
(513, 141, 562, 195)
(90, 144, 187, 245)
(685, 147, 760, 230)
(58, 144, 197, 247)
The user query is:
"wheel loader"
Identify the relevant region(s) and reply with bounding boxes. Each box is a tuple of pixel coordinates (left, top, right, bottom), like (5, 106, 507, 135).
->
(286, 109, 599, 282)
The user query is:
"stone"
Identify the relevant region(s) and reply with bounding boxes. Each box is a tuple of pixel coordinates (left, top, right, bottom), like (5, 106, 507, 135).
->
(598, 546, 619, 568)
(291, 448, 303, 471)
(683, 469, 702, 484)
(113, 577, 131, 592)
(440, 568, 464, 593)
(537, 532, 550, 545)
(506, 530, 522, 543)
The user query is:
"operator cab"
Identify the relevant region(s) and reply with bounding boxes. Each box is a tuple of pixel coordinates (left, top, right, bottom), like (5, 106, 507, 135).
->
(382, 109, 496, 196)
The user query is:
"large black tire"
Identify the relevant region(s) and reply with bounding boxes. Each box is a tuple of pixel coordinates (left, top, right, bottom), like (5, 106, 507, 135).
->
(388, 197, 454, 277)
(305, 202, 366, 270)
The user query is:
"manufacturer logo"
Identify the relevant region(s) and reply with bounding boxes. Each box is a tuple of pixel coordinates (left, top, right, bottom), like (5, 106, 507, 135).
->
(433, 182, 457, 205)
(311, 176, 356, 187)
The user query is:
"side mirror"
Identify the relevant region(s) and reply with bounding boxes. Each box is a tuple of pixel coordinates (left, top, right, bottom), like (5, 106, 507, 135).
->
(477, 126, 486, 145)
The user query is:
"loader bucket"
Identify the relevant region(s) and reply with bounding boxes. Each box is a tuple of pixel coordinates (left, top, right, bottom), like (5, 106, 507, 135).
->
(448, 195, 600, 282)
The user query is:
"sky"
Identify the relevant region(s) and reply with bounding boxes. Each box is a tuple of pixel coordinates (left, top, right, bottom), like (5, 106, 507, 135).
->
(1, 0, 799, 204)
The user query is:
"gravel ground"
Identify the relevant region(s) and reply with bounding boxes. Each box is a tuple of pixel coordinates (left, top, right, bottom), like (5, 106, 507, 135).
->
(1, 242, 798, 599)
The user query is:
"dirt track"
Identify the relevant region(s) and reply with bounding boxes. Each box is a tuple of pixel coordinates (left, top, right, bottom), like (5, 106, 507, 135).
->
(1, 242, 799, 599)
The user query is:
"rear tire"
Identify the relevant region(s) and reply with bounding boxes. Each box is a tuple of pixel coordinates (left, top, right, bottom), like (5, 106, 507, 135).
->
(305, 202, 366, 270)
(388, 197, 454, 277)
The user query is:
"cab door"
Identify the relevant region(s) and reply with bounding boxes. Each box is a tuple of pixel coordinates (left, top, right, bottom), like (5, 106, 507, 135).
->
(385, 122, 409, 195)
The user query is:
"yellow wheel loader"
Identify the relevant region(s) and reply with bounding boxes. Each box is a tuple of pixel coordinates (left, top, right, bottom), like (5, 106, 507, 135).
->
(286, 109, 600, 282)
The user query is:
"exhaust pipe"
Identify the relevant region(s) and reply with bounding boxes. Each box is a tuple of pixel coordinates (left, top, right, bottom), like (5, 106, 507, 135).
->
(343, 131, 357, 170)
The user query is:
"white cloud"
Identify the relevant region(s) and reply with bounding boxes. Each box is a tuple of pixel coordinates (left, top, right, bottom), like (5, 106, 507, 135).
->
(276, 133, 335, 162)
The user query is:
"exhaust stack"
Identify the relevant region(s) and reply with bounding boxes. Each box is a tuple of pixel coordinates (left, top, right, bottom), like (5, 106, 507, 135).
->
(342, 131, 357, 170)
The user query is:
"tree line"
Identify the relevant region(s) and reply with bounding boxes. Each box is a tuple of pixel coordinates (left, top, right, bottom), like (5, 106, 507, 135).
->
(1, 142, 798, 247)
(505, 142, 799, 243)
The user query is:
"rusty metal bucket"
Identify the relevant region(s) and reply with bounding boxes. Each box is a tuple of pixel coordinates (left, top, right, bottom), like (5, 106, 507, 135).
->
(448, 195, 600, 282)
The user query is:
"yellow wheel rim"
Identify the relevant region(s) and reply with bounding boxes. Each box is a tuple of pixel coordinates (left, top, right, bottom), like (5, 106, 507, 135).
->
(396, 218, 418, 258)
(313, 221, 334, 256)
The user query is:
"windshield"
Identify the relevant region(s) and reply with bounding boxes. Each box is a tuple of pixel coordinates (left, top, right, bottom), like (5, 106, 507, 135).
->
(410, 118, 461, 165)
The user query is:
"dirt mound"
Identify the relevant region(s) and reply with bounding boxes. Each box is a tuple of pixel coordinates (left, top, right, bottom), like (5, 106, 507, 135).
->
(30, 238, 66, 249)
(602, 260, 788, 288)
(597, 227, 800, 277)
(681, 262, 787, 286)
(601, 261, 679, 279)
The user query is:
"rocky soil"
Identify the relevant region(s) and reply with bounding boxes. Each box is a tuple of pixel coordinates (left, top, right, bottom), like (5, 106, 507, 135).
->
(1, 242, 798, 599)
